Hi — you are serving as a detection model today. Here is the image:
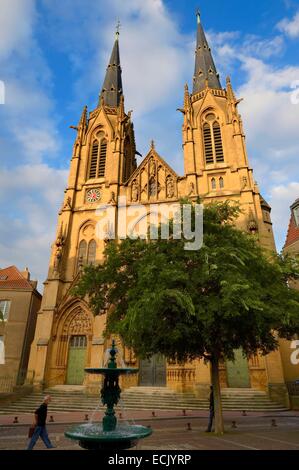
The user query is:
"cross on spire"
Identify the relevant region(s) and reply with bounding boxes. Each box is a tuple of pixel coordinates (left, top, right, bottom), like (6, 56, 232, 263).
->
(116, 19, 121, 38)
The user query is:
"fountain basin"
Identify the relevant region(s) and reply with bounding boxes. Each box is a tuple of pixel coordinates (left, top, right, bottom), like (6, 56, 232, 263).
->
(65, 423, 152, 450)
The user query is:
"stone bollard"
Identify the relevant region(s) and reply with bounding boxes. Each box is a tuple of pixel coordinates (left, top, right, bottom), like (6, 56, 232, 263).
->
(242, 410, 247, 416)
(49, 416, 54, 422)
(84, 414, 89, 421)
(152, 411, 156, 418)
(187, 423, 192, 431)
(182, 409, 187, 416)
(231, 421, 237, 429)
(119, 413, 122, 419)
(13, 416, 19, 424)
(271, 419, 277, 427)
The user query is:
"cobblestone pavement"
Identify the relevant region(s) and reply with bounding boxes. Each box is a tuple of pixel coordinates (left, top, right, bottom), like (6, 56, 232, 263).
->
(0, 414, 299, 450)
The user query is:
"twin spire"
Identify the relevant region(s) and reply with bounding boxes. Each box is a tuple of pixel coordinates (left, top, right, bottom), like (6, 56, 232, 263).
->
(193, 10, 221, 94)
(99, 28, 123, 108)
(99, 12, 221, 108)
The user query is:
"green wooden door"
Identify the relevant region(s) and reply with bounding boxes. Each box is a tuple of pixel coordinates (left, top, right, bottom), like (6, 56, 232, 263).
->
(139, 355, 166, 386)
(226, 349, 250, 388)
(66, 336, 87, 385)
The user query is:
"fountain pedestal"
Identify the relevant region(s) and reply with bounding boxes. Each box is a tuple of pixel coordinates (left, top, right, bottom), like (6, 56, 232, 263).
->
(65, 341, 152, 450)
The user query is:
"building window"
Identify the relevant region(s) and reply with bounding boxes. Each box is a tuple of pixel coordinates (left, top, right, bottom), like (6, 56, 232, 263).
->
(219, 177, 224, 189)
(77, 240, 87, 271)
(293, 205, 299, 226)
(0, 336, 4, 364)
(211, 178, 216, 190)
(88, 138, 107, 179)
(203, 113, 224, 165)
(87, 240, 96, 265)
(0, 300, 11, 321)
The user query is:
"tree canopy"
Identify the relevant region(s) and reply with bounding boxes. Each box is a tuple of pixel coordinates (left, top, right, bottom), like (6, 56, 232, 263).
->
(74, 201, 299, 362)
(73, 200, 299, 433)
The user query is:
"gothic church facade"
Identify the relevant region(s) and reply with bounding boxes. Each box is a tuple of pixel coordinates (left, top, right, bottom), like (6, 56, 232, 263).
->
(27, 14, 293, 405)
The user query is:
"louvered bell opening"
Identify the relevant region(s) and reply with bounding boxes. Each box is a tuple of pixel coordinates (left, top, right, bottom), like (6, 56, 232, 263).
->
(89, 141, 99, 179)
(213, 123, 224, 162)
(203, 124, 214, 164)
(98, 140, 107, 178)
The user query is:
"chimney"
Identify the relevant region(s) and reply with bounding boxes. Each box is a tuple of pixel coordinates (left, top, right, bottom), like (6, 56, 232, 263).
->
(21, 267, 30, 281)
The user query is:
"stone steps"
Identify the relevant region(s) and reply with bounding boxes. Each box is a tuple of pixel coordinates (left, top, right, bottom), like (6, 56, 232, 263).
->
(0, 386, 288, 414)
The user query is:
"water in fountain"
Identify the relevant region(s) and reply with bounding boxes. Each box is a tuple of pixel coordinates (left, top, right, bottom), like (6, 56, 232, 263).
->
(65, 340, 152, 450)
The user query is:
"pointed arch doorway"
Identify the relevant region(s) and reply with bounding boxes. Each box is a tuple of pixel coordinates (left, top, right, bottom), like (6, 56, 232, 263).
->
(54, 304, 93, 386)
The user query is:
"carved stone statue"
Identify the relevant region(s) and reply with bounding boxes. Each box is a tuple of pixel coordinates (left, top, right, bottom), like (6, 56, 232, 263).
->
(188, 182, 195, 196)
(149, 158, 156, 177)
(166, 176, 175, 198)
(131, 181, 139, 202)
(242, 176, 248, 190)
(64, 197, 72, 210)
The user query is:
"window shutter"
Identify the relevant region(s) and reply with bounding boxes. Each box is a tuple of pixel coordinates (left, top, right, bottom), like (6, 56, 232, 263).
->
(98, 140, 107, 178)
(213, 122, 224, 162)
(203, 124, 214, 164)
(89, 141, 99, 179)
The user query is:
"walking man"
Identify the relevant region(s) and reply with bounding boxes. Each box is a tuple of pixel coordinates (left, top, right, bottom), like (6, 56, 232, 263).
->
(27, 395, 55, 450)
(206, 385, 214, 432)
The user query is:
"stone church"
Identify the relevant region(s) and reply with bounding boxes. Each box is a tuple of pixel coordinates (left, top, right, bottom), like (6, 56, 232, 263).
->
(26, 13, 296, 405)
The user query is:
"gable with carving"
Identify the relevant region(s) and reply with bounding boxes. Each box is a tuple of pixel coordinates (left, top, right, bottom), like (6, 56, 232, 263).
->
(127, 149, 178, 203)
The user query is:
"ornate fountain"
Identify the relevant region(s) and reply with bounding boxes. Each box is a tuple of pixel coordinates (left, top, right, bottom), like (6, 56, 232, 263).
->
(65, 340, 152, 450)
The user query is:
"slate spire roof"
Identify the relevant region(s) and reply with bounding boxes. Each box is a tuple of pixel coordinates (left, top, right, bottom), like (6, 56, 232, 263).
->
(99, 31, 123, 108)
(193, 11, 222, 94)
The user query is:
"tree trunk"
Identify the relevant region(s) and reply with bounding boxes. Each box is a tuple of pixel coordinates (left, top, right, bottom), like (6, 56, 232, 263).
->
(211, 356, 224, 435)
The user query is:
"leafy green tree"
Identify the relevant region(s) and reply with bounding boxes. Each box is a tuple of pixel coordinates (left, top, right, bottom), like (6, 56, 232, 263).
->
(74, 201, 299, 434)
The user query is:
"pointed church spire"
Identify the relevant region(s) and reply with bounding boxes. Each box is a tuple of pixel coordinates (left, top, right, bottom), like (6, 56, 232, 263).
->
(193, 10, 222, 94)
(99, 26, 123, 108)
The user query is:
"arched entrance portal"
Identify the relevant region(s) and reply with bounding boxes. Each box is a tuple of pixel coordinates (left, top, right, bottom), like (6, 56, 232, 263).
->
(53, 304, 93, 386)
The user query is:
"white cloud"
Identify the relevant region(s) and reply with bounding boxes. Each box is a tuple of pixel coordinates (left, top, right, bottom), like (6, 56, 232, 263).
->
(277, 10, 299, 38)
(0, 0, 65, 287)
(0, 164, 68, 285)
(0, 0, 35, 60)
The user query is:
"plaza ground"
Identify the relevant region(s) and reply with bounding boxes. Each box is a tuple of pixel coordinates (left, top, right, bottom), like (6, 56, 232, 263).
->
(0, 410, 299, 450)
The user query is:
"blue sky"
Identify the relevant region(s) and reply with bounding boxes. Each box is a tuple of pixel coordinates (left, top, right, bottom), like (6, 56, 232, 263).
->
(0, 0, 299, 288)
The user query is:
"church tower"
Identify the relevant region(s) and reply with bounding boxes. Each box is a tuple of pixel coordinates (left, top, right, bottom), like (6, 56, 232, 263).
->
(27, 31, 137, 390)
(181, 12, 275, 251)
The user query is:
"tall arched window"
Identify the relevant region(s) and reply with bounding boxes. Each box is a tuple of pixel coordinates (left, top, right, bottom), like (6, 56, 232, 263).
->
(203, 113, 224, 165)
(88, 137, 107, 179)
(219, 176, 224, 189)
(87, 240, 96, 265)
(98, 139, 107, 177)
(89, 141, 99, 179)
(211, 178, 216, 190)
(77, 240, 87, 271)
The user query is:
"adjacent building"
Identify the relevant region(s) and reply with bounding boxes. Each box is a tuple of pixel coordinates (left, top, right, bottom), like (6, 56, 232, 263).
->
(0, 266, 41, 393)
(281, 199, 299, 407)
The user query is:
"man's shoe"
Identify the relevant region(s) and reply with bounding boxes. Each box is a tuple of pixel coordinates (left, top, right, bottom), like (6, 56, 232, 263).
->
(205, 429, 211, 433)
